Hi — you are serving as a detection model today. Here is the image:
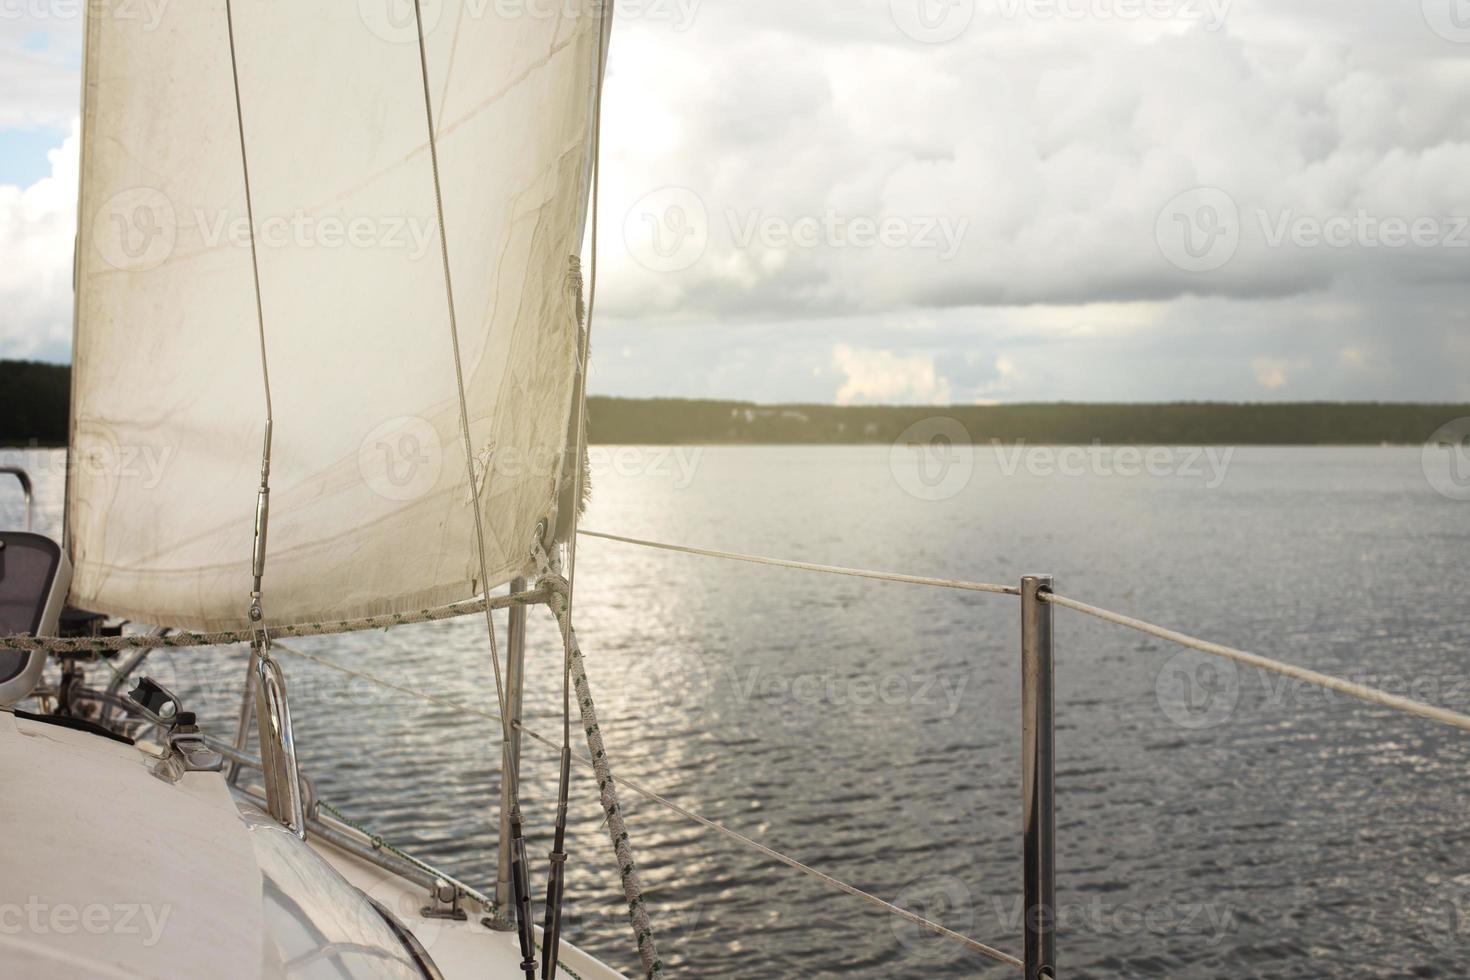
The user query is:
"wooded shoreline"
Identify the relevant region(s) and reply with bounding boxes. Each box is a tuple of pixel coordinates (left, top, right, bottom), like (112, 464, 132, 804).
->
(3, 360, 1464, 447)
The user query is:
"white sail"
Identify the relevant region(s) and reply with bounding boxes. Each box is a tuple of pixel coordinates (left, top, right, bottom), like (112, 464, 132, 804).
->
(68, 1, 605, 631)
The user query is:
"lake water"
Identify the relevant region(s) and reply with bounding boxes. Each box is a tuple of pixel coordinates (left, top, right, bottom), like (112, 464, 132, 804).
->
(4, 444, 1469, 978)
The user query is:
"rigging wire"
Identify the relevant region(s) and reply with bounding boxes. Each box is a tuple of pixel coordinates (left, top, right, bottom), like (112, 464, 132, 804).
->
(1044, 592, 1470, 734)
(223, 0, 273, 426)
(222, 0, 278, 795)
(407, 2, 532, 974)
(578, 529, 1022, 596)
(563, 8, 612, 624)
(223, 0, 275, 627)
(406, 0, 512, 745)
(539, 14, 615, 977)
(271, 640, 1022, 971)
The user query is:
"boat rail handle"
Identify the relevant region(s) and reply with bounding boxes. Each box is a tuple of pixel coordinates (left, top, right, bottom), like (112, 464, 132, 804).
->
(1, 466, 34, 531)
(255, 648, 306, 839)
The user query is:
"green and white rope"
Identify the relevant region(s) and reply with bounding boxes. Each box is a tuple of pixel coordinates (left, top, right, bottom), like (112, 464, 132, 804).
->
(542, 572, 664, 979)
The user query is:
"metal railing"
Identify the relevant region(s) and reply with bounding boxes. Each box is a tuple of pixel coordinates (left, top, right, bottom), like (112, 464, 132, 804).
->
(564, 528, 1470, 979)
(1020, 576, 1056, 980)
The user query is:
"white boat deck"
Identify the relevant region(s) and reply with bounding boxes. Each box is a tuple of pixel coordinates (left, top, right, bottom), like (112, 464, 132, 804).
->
(0, 709, 624, 980)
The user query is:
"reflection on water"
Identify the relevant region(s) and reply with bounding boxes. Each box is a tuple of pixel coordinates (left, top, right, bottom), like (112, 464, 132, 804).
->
(4, 445, 1468, 978)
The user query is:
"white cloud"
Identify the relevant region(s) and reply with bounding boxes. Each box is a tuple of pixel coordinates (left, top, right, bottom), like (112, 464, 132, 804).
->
(0, 118, 78, 360)
(832, 343, 952, 404)
(2, 1, 1467, 402)
(598, 2, 1470, 321)
(1251, 356, 1308, 391)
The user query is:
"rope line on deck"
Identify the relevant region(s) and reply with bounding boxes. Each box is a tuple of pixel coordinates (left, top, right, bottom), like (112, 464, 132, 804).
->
(1043, 592, 1470, 734)
(269, 643, 1021, 971)
(0, 587, 549, 654)
(577, 530, 1021, 597)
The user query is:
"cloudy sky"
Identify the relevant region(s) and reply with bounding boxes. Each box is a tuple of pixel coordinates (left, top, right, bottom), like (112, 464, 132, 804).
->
(3, 0, 1469, 404)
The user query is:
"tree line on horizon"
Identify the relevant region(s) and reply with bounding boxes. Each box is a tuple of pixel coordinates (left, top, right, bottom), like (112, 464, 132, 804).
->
(2, 359, 1464, 447)
(584, 397, 1466, 446)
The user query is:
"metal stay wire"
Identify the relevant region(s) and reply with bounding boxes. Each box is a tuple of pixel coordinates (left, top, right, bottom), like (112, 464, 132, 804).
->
(577, 530, 1021, 596)
(408, 0, 512, 739)
(268, 640, 1024, 970)
(1043, 592, 1470, 735)
(578, 529, 1470, 735)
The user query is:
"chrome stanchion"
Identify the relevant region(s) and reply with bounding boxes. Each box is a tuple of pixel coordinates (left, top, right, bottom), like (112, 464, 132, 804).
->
(227, 642, 262, 785)
(495, 578, 528, 918)
(1022, 574, 1057, 980)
